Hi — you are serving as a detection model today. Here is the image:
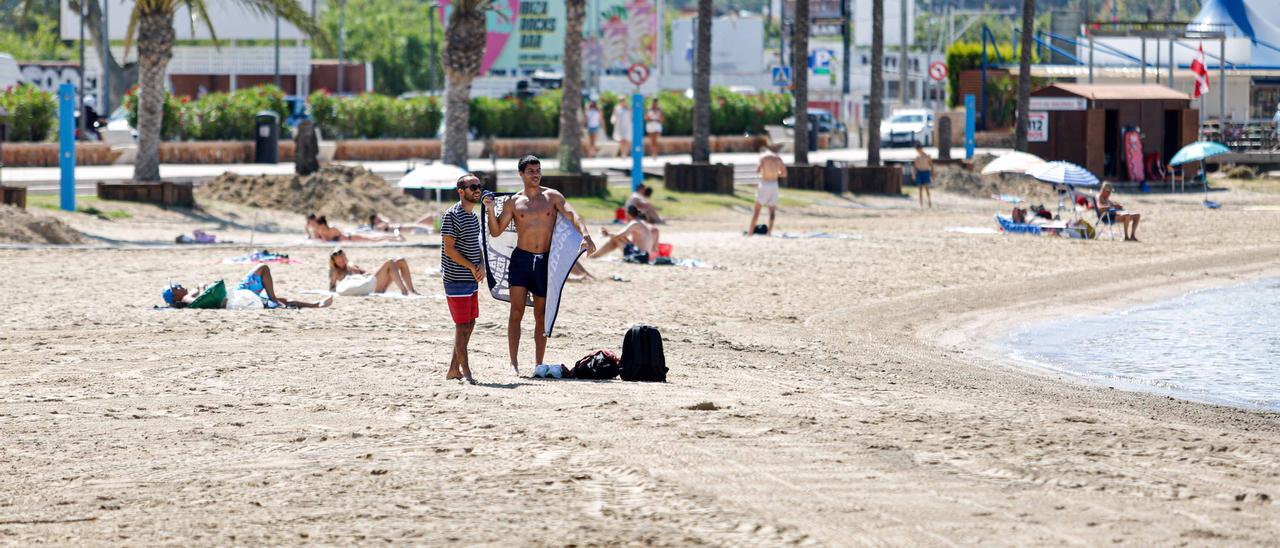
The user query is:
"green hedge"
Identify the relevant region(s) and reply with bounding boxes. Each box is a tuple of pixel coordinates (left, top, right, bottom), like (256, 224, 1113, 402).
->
(470, 91, 561, 138)
(309, 91, 442, 139)
(125, 85, 287, 141)
(597, 88, 791, 138)
(0, 84, 58, 142)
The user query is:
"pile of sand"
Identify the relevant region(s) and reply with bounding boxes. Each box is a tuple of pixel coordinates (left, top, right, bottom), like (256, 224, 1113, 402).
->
(198, 165, 428, 223)
(0, 205, 87, 244)
(933, 154, 1058, 202)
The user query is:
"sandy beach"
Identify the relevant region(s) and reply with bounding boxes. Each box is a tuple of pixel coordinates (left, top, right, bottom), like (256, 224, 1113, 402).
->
(2, 182, 1279, 545)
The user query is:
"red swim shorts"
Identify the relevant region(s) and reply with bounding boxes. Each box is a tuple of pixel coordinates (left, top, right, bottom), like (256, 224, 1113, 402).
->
(447, 292, 479, 324)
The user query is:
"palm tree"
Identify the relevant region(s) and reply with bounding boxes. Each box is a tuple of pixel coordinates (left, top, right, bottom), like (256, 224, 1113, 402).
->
(125, 0, 320, 182)
(690, 0, 712, 163)
(867, 0, 884, 167)
(792, 0, 809, 165)
(557, 0, 586, 173)
(441, 0, 493, 168)
(1014, 0, 1036, 151)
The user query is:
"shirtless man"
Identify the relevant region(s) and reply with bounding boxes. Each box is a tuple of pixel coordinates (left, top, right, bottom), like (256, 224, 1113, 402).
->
(483, 156, 596, 376)
(749, 147, 786, 235)
(591, 205, 658, 263)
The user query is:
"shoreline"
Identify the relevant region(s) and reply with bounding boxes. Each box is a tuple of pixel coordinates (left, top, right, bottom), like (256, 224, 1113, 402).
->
(934, 258, 1280, 415)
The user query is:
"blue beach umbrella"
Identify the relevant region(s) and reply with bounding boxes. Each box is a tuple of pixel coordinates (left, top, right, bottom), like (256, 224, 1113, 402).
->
(1169, 141, 1230, 167)
(1027, 161, 1100, 187)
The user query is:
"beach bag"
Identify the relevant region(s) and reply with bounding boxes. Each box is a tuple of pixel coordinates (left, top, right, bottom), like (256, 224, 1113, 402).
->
(187, 280, 227, 309)
(572, 350, 621, 380)
(753, 224, 769, 235)
(620, 325, 667, 382)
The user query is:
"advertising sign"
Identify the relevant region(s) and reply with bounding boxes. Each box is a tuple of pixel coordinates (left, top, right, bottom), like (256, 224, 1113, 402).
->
(1027, 111, 1048, 142)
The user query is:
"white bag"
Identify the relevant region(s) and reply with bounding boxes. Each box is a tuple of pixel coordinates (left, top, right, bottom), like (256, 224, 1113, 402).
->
(225, 288, 264, 310)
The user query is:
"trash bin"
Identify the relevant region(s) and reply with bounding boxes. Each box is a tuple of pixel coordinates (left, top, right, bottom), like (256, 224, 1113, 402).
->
(253, 111, 280, 164)
(807, 113, 819, 152)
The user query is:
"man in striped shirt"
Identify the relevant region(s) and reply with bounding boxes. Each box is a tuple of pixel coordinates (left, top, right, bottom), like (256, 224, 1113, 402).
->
(442, 174, 486, 384)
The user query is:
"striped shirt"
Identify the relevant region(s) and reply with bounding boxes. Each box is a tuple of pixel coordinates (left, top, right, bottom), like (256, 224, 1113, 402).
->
(440, 202, 483, 284)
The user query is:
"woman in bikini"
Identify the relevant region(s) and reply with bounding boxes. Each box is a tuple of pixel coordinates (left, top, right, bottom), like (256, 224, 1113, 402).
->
(328, 248, 420, 296)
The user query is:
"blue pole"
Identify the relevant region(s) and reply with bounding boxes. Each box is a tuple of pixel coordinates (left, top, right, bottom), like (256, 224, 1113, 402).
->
(964, 94, 975, 160)
(58, 83, 76, 212)
(631, 92, 644, 191)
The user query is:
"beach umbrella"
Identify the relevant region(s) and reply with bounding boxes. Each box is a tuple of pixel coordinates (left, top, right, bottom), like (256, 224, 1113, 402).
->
(980, 151, 1046, 175)
(1168, 141, 1229, 206)
(1026, 161, 1100, 187)
(1168, 141, 1230, 166)
(398, 163, 469, 201)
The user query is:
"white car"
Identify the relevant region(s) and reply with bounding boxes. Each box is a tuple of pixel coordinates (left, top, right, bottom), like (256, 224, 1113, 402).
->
(880, 109, 934, 147)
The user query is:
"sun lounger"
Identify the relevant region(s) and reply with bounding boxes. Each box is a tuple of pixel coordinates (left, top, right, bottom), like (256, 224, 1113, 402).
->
(995, 214, 1042, 235)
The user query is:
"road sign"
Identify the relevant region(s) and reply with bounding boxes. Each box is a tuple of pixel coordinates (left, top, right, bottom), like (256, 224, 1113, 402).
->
(626, 63, 650, 87)
(808, 48, 835, 75)
(928, 61, 948, 81)
(1027, 111, 1048, 142)
(771, 66, 792, 87)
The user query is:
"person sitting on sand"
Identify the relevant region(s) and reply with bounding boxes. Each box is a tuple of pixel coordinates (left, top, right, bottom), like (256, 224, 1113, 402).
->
(591, 205, 659, 263)
(328, 248, 420, 296)
(369, 211, 436, 234)
(162, 264, 332, 309)
(1096, 182, 1142, 241)
(625, 185, 664, 224)
(312, 215, 404, 243)
(305, 213, 321, 239)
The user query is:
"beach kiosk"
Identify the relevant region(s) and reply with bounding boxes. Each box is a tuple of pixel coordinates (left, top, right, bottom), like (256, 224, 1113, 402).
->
(1027, 84, 1197, 182)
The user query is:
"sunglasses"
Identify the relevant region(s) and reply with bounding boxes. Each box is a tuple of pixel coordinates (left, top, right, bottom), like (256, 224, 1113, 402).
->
(459, 183, 484, 191)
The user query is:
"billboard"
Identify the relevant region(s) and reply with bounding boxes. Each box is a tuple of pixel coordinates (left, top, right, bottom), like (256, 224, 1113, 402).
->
(667, 17, 765, 76)
(60, 0, 307, 40)
(441, 0, 657, 74)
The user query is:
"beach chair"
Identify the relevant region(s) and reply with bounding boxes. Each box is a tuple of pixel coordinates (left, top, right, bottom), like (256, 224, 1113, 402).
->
(1081, 195, 1118, 240)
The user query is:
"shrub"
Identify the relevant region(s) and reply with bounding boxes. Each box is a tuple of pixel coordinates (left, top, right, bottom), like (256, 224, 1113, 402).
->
(184, 85, 287, 140)
(0, 83, 58, 142)
(1225, 165, 1257, 180)
(307, 90, 442, 139)
(470, 91, 560, 138)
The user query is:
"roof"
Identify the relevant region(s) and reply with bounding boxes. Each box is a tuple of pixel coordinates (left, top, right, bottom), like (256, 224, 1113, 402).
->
(1036, 83, 1191, 101)
(1188, 0, 1280, 66)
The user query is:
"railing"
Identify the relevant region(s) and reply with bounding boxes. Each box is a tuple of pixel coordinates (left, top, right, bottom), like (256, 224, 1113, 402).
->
(1201, 121, 1280, 152)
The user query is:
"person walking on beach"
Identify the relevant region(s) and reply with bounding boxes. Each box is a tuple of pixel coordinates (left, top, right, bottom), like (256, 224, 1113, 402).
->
(585, 101, 602, 157)
(749, 147, 786, 236)
(483, 156, 596, 376)
(644, 100, 664, 160)
(913, 144, 933, 209)
(442, 174, 487, 384)
(611, 101, 632, 157)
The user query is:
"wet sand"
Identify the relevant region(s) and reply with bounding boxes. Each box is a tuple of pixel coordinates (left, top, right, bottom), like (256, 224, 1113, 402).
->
(2, 185, 1279, 545)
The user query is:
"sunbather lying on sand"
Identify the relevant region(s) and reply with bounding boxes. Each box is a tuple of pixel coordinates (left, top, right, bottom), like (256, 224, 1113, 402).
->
(369, 211, 437, 234)
(162, 265, 333, 309)
(591, 205, 659, 263)
(328, 248, 421, 296)
(310, 215, 404, 242)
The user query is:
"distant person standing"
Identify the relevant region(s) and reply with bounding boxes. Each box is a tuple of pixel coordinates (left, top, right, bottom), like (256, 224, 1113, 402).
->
(585, 101, 602, 157)
(441, 174, 487, 384)
(644, 100, 664, 160)
(913, 144, 933, 209)
(749, 147, 786, 236)
(611, 101, 632, 157)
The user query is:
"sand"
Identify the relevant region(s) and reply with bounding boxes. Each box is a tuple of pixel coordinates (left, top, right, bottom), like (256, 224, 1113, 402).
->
(2, 182, 1279, 545)
(199, 165, 431, 224)
(0, 204, 86, 245)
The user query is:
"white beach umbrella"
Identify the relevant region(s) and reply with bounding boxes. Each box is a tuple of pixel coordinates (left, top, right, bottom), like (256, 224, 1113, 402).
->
(398, 163, 469, 190)
(980, 151, 1046, 175)
(1026, 161, 1100, 187)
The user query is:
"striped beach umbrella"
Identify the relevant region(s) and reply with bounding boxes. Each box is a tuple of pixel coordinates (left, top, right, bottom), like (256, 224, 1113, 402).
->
(1026, 161, 1100, 187)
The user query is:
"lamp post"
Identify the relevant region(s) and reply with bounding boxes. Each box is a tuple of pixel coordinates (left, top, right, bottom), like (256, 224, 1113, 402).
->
(428, 2, 439, 91)
(337, 0, 347, 94)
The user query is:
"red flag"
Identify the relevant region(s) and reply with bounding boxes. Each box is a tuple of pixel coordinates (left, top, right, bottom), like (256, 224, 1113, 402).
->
(1191, 45, 1211, 98)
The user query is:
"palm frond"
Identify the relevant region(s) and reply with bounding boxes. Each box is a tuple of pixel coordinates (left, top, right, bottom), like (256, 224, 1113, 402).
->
(185, 0, 220, 48)
(234, 0, 332, 49)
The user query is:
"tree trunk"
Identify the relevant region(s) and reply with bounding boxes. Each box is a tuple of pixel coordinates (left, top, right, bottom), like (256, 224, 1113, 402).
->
(557, 0, 586, 173)
(132, 12, 175, 183)
(792, 0, 810, 165)
(868, 0, 884, 167)
(1014, 0, 1036, 151)
(68, 0, 137, 111)
(441, 6, 487, 168)
(690, 0, 713, 163)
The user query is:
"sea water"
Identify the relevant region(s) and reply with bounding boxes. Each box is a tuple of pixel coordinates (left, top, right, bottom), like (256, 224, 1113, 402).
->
(1005, 278, 1280, 410)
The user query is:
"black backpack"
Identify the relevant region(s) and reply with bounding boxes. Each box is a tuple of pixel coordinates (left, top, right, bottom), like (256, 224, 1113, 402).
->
(571, 350, 621, 380)
(620, 325, 667, 382)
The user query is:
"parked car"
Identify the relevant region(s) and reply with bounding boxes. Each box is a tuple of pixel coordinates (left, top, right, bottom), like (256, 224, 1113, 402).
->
(782, 108, 846, 134)
(879, 109, 934, 147)
(103, 106, 137, 144)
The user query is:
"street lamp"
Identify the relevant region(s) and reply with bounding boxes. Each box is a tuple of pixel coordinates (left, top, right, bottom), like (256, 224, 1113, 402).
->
(427, 2, 440, 92)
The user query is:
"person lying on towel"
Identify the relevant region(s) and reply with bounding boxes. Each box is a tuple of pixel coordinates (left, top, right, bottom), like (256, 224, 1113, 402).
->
(161, 265, 333, 309)
(591, 205, 660, 263)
